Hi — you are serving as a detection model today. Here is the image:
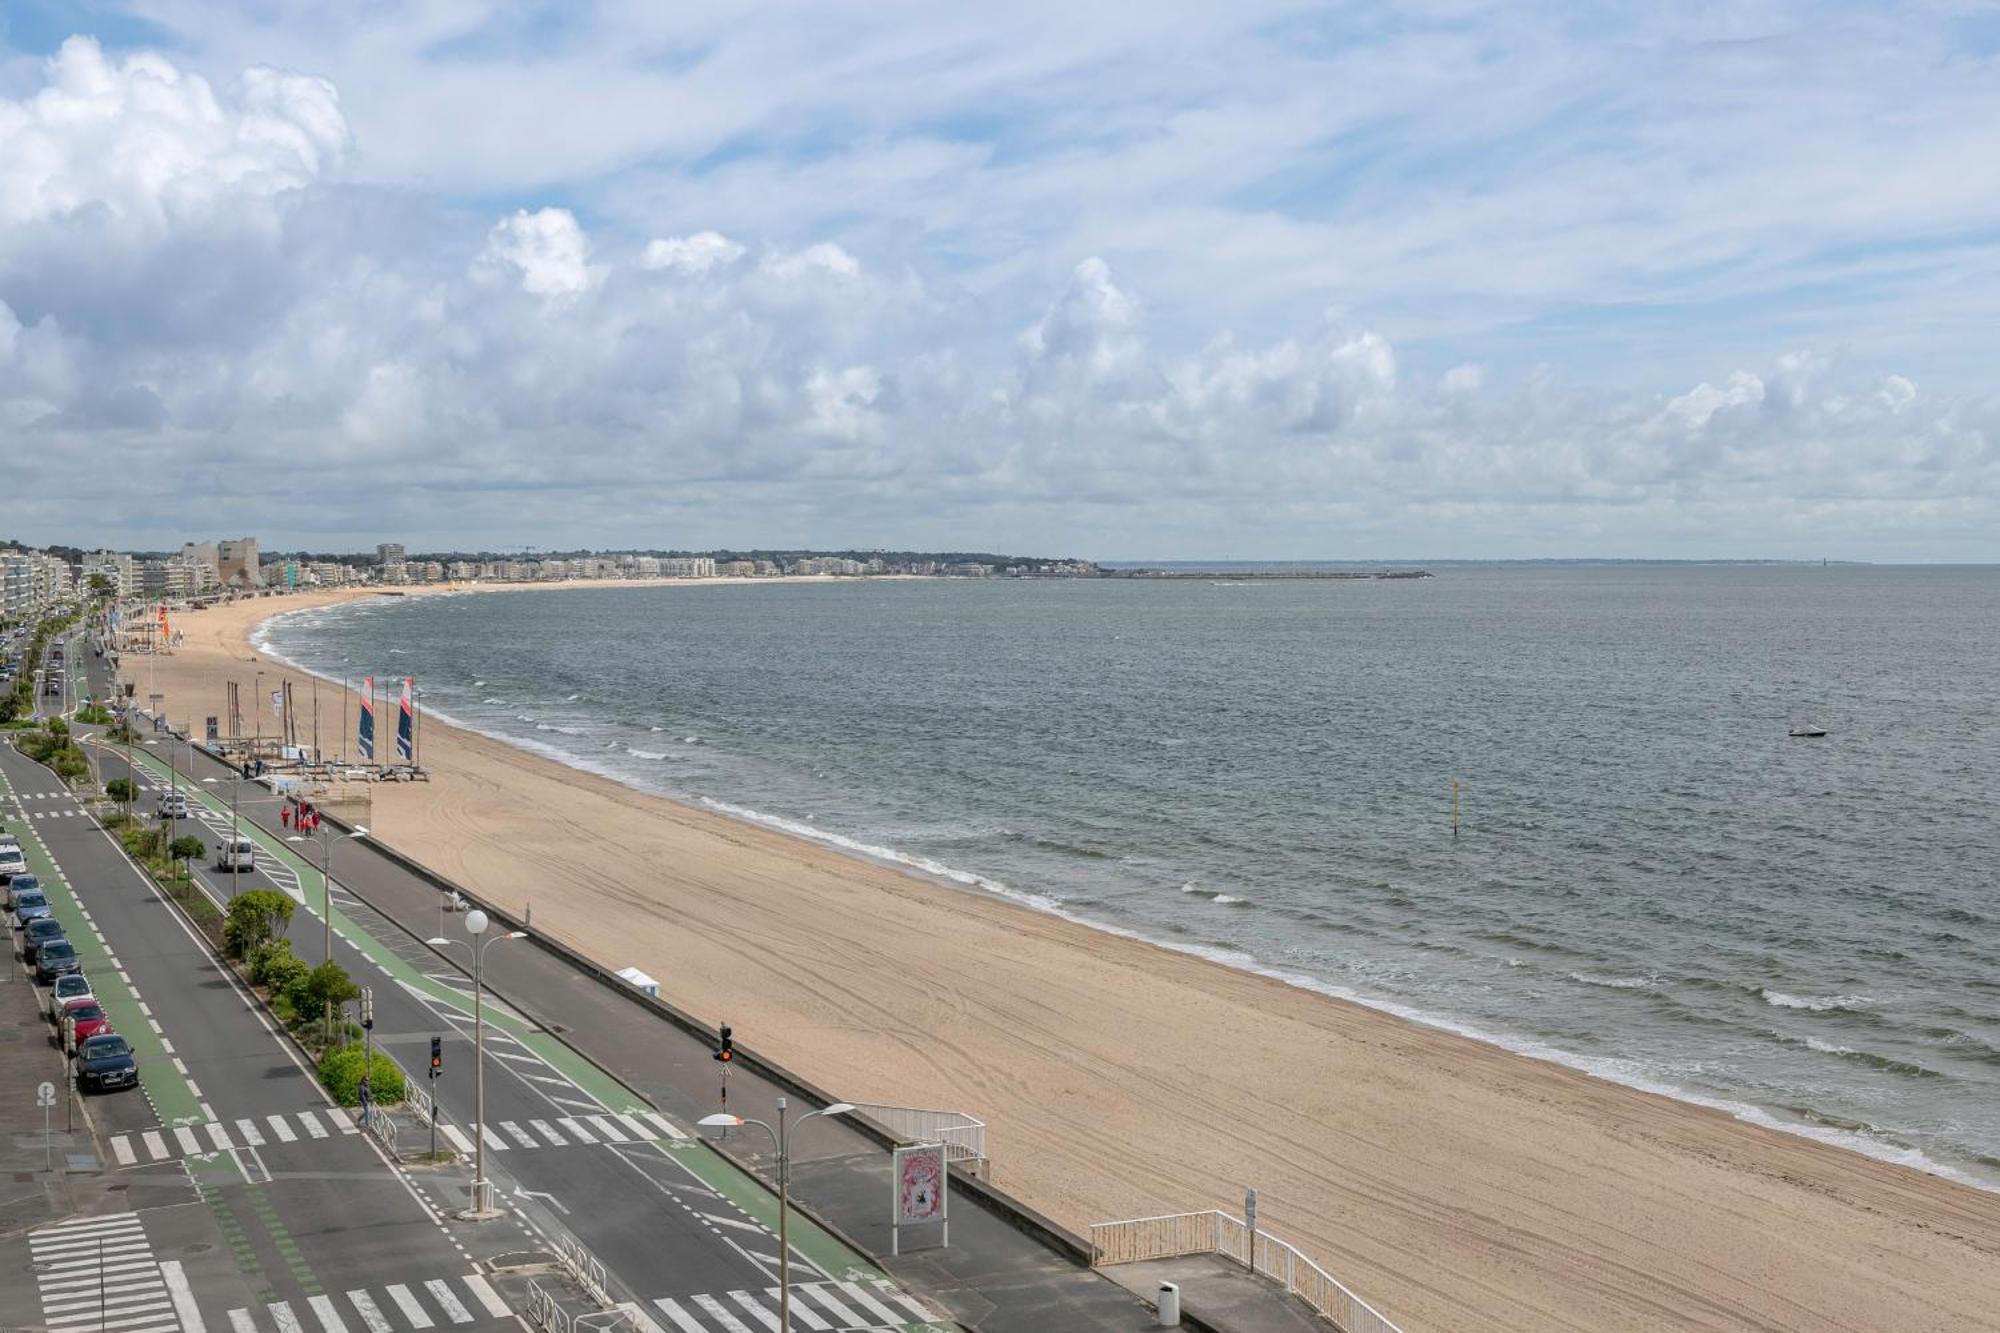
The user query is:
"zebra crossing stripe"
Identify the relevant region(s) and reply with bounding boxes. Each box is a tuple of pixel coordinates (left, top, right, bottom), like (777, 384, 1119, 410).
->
(172, 1126, 203, 1155)
(886, 1286, 941, 1321)
(500, 1122, 537, 1149)
(345, 1291, 393, 1333)
(269, 1300, 306, 1333)
(206, 1122, 235, 1151)
(640, 1111, 686, 1141)
(267, 1114, 298, 1142)
(726, 1291, 781, 1331)
(834, 1281, 905, 1326)
(160, 1261, 207, 1333)
(35, 1236, 151, 1261)
(298, 1111, 331, 1139)
(44, 1286, 167, 1314)
(650, 1299, 705, 1333)
(771, 1293, 829, 1331)
(527, 1119, 566, 1146)
(326, 1107, 359, 1133)
(439, 1123, 475, 1154)
(230, 1309, 259, 1333)
(794, 1286, 862, 1327)
(459, 1275, 510, 1320)
(421, 1280, 472, 1325)
(382, 1286, 432, 1330)
(611, 1114, 652, 1141)
(307, 1294, 351, 1333)
(142, 1131, 167, 1159)
(110, 1136, 137, 1165)
(237, 1118, 266, 1146)
(688, 1296, 754, 1333)
(556, 1117, 596, 1143)
(478, 1123, 510, 1152)
(586, 1115, 628, 1142)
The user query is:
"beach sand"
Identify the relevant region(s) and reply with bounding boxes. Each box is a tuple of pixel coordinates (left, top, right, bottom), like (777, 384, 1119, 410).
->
(126, 585, 2000, 1332)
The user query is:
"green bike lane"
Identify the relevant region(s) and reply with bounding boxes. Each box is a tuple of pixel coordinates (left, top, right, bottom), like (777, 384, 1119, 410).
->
(108, 739, 923, 1311)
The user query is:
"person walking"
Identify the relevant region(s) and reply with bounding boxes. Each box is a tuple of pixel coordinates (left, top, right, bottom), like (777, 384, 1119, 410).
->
(357, 1072, 373, 1128)
(281, 803, 292, 830)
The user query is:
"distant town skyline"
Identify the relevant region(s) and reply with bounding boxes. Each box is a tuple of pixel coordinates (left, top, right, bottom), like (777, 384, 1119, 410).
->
(3, 6, 1998, 560)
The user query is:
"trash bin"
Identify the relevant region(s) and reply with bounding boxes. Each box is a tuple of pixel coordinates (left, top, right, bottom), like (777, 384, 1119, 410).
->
(1157, 1281, 1181, 1326)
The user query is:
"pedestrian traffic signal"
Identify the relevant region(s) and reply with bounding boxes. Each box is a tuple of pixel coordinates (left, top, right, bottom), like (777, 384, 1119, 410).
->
(430, 1036, 442, 1077)
(713, 1024, 733, 1063)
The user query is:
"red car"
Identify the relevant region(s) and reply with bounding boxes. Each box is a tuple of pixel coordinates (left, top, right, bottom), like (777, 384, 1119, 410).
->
(60, 997, 113, 1053)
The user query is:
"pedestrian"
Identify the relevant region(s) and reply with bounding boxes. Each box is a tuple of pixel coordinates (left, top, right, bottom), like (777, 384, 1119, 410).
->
(357, 1072, 372, 1127)
(281, 804, 292, 830)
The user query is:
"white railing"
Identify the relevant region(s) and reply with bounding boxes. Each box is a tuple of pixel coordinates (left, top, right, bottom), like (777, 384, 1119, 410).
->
(555, 1236, 610, 1308)
(850, 1103, 988, 1170)
(367, 1107, 397, 1154)
(406, 1084, 434, 1127)
(1089, 1210, 1402, 1333)
(525, 1279, 569, 1333)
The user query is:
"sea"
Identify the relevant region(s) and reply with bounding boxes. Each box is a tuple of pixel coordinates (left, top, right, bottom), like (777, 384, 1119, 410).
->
(256, 565, 2000, 1189)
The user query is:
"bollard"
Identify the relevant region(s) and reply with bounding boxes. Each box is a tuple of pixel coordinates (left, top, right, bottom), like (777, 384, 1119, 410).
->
(1157, 1282, 1181, 1327)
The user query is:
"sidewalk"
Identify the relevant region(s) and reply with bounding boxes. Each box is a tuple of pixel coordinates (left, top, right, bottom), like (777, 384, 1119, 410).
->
(113, 728, 1338, 1333)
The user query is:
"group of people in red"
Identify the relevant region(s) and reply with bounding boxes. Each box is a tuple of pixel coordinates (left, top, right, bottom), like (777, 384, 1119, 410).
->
(280, 799, 322, 833)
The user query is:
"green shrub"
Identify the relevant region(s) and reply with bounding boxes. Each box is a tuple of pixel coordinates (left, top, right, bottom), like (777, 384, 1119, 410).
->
(226, 889, 295, 958)
(285, 960, 359, 1027)
(255, 945, 310, 998)
(106, 778, 134, 803)
(317, 1045, 407, 1106)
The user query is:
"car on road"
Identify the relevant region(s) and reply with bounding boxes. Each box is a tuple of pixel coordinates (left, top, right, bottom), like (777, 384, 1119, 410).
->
(155, 792, 190, 819)
(34, 938, 82, 984)
(59, 999, 112, 1053)
(45, 972, 93, 1022)
(18, 914, 66, 958)
(10, 887, 53, 929)
(215, 837, 256, 872)
(0, 841, 27, 886)
(73, 1033, 137, 1093)
(0, 868, 36, 909)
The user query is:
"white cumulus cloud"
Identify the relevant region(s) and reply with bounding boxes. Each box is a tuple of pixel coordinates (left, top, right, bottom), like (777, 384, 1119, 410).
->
(641, 230, 746, 274)
(478, 207, 596, 298)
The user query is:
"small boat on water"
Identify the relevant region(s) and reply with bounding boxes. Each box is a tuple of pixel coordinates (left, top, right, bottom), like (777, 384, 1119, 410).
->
(1788, 723, 1828, 738)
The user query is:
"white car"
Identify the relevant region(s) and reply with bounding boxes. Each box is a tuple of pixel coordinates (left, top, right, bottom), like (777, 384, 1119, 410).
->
(45, 972, 94, 1023)
(155, 793, 191, 819)
(0, 842, 27, 886)
(214, 837, 256, 872)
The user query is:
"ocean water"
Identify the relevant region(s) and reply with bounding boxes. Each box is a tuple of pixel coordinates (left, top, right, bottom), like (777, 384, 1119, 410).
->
(257, 566, 2000, 1187)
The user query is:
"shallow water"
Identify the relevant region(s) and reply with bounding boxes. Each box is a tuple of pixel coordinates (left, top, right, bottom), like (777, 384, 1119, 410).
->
(260, 566, 2000, 1187)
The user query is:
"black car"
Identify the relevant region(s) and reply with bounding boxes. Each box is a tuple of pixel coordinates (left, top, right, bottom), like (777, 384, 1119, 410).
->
(34, 938, 81, 984)
(74, 1033, 137, 1093)
(19, 915, 66, 959)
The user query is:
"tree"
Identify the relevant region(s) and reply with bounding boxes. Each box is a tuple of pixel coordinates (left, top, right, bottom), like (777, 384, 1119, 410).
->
(289, 961, 360, 1045)
(167, 835, 207, 878)
(105, 778, 134, 804)
(225, 889, 295, 958)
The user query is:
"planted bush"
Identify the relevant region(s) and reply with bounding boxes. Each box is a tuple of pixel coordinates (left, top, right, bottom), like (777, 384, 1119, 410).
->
(318, 1045, 407, 1106)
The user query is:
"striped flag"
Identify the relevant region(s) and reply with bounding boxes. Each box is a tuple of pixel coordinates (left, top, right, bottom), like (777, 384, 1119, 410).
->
(358, 676, 376, 760)
(396, 677, 415, 761)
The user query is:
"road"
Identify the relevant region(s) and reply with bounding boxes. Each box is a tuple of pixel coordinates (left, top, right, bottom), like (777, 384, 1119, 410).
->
(6, 627, 959, 1333)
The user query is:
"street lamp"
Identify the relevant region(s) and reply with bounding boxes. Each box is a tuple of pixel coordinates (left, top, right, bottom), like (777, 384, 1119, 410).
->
(201, 773, 252, 899)
(699, 1098, 853, 1332)
(427, 909, 525, 1216)
(288, 824, 368, 1043)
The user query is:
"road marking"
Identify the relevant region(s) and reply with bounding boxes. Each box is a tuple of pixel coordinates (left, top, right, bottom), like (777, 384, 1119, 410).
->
(160, 1261, 207, 1333)
(297, 1110, 331, 1139)
(557, 1117, 596, 1143)
(44, 1284, 167, 1313)
(726, 1292, 781, 1331)
(888, 1286, 942, 1321)
(236, 1118, 266, 1146)
(689, 1295, 754, 1333)
(699, 1213, 766, 1235)
(267, 1114, 298, 1142)
(326, 1107, 359, 1133)
(834, 1281, 904, 1326)
(639, 1111, 686, 1141)
(206, 1121, 234, 1151)
(383, 1286, 432, 1330)
(142, 1131, 167, 1159)
(34, 1233, 153, 1258)
(173, 1126, 202, 1155)
(478, 1123, 510, 1152)
(527, 1119, 566, 1146)
(586, 1115, 629, 1142)
(612, 1113, 653, 1142)
(307, 1294, 351, 1333)
(650, 1299, 706, 1333)
(794, 1286, 863, 1328)
(422, 1280, 472, 1325)
(770, 1294, 829, 1331)
(230, 1310, 259, 1333)
(111, 1136, 137, 1166)
(439, 1123, 475, 1154)
(269, 1300, 306, 1333)
(500, 1121, 537, 1148)
(345, 1291, 393, 1333)
(460, 1275, 511, 1320)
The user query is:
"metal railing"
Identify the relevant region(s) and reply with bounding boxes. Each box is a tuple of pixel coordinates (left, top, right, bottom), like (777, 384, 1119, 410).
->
(525, 1279, 569, 1333)
(406, 1084, 434, 1127)
(1089, 1210, 1402, 1333)
(555, 1236, 610, 1308)
(367, 1106, 397, 1154)
(849, 1102, 988, 1170)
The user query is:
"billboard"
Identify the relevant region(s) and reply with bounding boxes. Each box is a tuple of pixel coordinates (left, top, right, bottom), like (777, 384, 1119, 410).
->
(894, 1143, 947, 1225)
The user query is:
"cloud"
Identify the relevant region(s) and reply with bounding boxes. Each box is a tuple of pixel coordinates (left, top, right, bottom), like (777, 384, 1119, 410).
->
(640, 231, 746, 274)
(478, 208, 595, 298)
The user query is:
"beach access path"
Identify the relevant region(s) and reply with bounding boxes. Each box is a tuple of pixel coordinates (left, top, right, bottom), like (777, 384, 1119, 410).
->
(122, 584, 2000, 1332)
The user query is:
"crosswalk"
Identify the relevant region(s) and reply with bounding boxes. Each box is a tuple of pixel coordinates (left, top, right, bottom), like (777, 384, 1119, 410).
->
(217, 1275, 512, 1333)
(29, 1211, 186, 1333)
(12, 789, 84, 817)
(651, 1280, 945, 1332)
(434, 1109, 685, 1155)
(107, 1108, 359, 1165)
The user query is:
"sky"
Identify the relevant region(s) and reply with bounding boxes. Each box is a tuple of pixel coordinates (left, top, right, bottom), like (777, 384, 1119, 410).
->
(1, 2, 1997, 560)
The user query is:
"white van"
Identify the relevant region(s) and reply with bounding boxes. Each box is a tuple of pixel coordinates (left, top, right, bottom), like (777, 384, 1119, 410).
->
(215, 837, 256, 873)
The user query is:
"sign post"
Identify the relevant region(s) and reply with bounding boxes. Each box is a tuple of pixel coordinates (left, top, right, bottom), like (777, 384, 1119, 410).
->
(38, 1080, 57, 1170)
(891, 1142, 948, 1256)
(429, 1036, 441, 1159)
(1245, 1186, 1258, 1273)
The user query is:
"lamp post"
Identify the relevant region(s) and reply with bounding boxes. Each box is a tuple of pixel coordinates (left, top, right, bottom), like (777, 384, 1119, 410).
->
(288, 824, 368, 1044)
(201, 773, 250, 899)
(427, 910, 524, 1216)
(699, 1099, 853, 1332)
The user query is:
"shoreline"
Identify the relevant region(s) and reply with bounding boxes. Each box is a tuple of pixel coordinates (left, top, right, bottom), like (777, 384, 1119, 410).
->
(248, 587, 1994, 1194)
(128, 584, 2000, 1332)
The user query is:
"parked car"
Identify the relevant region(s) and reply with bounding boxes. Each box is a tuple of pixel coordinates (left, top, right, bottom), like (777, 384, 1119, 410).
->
(214, 837, 256, 872)
(0, 842, 27, 886)
(0, 867, 34, 909)
(45, 972, 93, 1022)
(34, 938, 82, 984)
(59, 999, 112, 1053)
(155, 792, 190, 819)
(9, 888, 52, 929)
(73, 1033, 137, 1093)
(18, 915, 66, 959)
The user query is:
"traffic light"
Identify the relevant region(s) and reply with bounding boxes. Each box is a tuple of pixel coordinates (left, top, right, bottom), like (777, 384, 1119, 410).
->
(430, 1036, 442, 1078)
(713, 1024, 733, 1064)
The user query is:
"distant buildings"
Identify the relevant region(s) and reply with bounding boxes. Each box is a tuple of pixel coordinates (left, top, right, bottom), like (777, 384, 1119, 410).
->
(0, 548, 74, 624)
(217, 538, 262, 587)
(377, 542, 406, 565)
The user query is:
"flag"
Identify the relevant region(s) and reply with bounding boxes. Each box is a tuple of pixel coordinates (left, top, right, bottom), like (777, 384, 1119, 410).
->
(358, 676, 376, 761)
(396, 677, 415, 762)
(270, 689, 284, 718)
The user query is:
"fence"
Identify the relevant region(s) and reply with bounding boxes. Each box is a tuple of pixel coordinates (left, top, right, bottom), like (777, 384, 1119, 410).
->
(367, 1106, 397, 1154)
(555, 1236, 610, 1308)
(406, 1084, 434, 1127)
(1088, 1211, 1402, 1333)
(849, 1103, 988, 1172)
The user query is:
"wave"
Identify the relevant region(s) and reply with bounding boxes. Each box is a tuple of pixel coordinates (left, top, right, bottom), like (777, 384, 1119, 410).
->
(536, 723, 587, 736)
(483, 697, 505, 705)
(628, 749, 669, 760)
(1760, 988, 1875, 1012)
(1569, 972, 1656, 990)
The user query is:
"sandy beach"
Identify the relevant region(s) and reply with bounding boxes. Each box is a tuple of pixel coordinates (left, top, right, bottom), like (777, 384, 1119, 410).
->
(125, 584, 2000, 1332)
